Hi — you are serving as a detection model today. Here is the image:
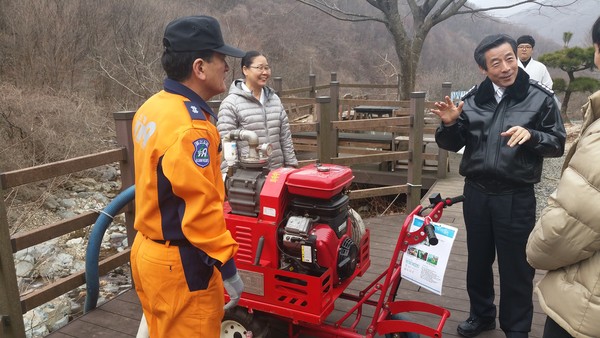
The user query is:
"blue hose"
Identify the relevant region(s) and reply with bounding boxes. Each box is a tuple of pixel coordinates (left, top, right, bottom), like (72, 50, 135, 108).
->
(84, 185, 135, 313)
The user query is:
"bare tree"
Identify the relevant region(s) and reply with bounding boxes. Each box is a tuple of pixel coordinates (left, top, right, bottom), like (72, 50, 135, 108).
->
(296, 0, 579, 99)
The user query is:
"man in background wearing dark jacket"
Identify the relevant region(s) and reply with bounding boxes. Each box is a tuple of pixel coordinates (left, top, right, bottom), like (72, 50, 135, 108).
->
(432, 34, 565, 338)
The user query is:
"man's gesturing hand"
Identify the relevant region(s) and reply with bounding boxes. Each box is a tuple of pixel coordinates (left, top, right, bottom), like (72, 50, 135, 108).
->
(501, 126, 531, 147)
(432, 95, 464, 126)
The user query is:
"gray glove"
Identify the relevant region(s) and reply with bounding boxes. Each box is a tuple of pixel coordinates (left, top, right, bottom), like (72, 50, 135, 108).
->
(223, 272, 244, 310)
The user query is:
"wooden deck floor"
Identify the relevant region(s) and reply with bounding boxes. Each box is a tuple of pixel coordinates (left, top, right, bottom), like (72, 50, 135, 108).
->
(47, 152, 548, 337)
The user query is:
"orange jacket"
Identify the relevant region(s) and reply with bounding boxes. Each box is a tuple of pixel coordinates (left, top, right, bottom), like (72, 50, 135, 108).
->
(132, 79, 238, 282)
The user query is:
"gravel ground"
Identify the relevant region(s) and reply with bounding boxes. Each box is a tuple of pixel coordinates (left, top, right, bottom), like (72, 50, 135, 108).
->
(535, 156, 564, 218)
(534, 121, 581, 218)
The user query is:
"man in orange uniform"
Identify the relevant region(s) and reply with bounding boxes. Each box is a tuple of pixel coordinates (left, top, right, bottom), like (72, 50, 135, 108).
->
(130, 15, 245, 337)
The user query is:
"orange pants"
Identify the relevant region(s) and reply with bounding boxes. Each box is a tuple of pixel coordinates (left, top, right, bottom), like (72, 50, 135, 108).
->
(131, 232, 224, 337)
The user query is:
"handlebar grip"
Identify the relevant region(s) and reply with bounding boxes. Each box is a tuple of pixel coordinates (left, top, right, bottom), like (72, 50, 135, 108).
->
(424, 224, 439, 246)
(446, 195, 465, 206)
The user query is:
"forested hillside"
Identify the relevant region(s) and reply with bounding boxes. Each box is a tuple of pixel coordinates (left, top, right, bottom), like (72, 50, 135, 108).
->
(0, 0, 562, 170)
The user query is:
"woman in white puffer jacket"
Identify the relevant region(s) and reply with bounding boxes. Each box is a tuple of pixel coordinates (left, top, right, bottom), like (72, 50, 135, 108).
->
(526, 15, 600, 338)
(217, 51, 298, 172)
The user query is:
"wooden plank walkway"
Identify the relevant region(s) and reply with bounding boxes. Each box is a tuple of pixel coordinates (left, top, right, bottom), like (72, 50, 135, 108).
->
(47, 152, 548, 337)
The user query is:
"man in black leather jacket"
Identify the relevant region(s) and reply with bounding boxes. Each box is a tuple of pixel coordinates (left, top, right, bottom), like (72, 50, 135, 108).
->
(433, 34, 565, 338)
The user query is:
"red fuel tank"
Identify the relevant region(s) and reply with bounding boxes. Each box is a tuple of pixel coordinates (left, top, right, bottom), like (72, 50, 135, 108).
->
(286, 163, 354, 199)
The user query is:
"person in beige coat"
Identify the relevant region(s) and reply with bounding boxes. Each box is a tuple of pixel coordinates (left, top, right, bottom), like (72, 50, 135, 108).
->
(526, 15, 600, 338)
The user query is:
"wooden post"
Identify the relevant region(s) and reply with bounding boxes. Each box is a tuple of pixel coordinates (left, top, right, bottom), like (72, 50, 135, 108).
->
(309, 74, 316, 98)
(407, 92, 425, 212)
(273, 77, 282, 94)
(0, 181, 26, 338)
(437, 82, 452, 178)
(329, 73, 339, 119)
(330, 80, 340, 120)
(316, 96, 337, 163)
(113, 111, 136, 248)
(442, 82, 452, 97)
(330, 72, 337, 82)
(207, 100, 222, 125)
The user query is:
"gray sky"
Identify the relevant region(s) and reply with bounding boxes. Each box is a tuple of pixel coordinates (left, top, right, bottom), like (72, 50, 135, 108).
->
(468, 0, 595, 46)
(467, 0, 533, 17)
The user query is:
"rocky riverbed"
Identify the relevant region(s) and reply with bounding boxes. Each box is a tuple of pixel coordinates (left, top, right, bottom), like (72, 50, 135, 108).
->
(9, 164, 132, 338)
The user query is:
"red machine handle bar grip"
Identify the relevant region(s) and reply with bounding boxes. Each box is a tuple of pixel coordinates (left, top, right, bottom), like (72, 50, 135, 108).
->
(445, 194, 465, 206)
(423, 195, 464, 245)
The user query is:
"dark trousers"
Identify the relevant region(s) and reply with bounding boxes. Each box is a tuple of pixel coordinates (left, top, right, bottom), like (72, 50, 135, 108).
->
(462, 180, 536, 334)
(542, 316, 573, 338)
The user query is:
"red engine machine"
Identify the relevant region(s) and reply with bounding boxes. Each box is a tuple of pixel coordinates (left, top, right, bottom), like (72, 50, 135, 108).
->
(221, 130, 460, 338)
(224, 161, 371, 326)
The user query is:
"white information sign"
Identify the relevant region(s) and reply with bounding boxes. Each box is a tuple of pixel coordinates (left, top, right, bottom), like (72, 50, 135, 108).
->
(400, 216, 458, 295)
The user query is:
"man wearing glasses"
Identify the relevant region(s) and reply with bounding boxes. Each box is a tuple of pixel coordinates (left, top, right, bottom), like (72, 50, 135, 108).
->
(517, 35, 553, 89)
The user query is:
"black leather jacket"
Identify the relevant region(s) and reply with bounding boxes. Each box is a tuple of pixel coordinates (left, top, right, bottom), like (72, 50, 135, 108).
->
(436, 68, 566, 185)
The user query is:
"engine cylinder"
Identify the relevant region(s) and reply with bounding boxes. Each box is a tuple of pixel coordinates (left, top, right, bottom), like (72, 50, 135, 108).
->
(226, 168, 267, 216)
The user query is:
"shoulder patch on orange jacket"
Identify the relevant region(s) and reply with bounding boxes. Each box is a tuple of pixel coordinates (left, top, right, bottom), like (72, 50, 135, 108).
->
(185, 101, 207, 120)
(192, 138, 210, 167)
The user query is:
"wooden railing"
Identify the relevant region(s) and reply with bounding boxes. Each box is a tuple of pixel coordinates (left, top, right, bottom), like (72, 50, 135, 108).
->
(282, 93, 427, 211)
(0, 112, 136, 338)
(0, 76, 452, 338)
(274, 73, 453, 209)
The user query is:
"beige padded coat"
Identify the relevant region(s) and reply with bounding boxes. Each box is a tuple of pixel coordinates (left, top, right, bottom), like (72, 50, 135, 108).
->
(526, 90, 600, 338)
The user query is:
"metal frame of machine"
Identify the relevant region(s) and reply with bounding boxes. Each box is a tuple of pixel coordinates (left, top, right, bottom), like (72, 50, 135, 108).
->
(219, 130, 463, 337)
(223, 161, 463, 338)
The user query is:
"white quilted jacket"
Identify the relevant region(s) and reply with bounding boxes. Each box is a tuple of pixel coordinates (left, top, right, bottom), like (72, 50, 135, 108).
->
(217, 80, 298, 171)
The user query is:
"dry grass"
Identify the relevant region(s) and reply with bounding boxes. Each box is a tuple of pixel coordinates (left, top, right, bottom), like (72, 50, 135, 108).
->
(349, 183, 407, 218)
(0, 82, 115, 171)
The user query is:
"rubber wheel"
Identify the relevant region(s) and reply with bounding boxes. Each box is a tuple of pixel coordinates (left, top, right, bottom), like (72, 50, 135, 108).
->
(221, 307, 270, 338)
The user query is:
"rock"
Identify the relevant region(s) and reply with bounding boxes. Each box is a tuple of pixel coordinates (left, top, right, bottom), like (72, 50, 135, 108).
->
(58, 210, 77, 219)
(23, 307, 49, 338)
(15, 259, 35, 277)
(43, 196, 60, 211)
(92, 192, 110, 205)
(31, 241, 59, 257)
(37, 253, 75, 278)
(110, 232, 126, 240)
(66, 238, 84, 247)
(23, 296, 71, 337)
(100, 166, 119, 182)
(60, 199, 77, 208)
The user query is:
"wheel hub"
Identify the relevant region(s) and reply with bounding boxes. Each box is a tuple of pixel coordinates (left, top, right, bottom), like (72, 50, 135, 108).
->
(221, 319, 249, 338)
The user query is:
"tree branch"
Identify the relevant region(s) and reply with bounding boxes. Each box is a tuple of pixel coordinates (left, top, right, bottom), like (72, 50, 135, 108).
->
(431, 0, 466, 23)
(94, 57, 146, 98)
(456, 0, 579, 15)
(296, 0, 387, 23)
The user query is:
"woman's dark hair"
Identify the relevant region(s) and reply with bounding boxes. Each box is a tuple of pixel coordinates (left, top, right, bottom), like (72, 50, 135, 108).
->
(241, 50, 263, 71)
(161, 49, 214, 82)
(593, 16, 600, 45)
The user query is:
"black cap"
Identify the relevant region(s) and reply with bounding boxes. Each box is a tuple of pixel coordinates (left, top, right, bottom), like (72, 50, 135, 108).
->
(517, 35, 535, 47)
(163, 15, 245, 57)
